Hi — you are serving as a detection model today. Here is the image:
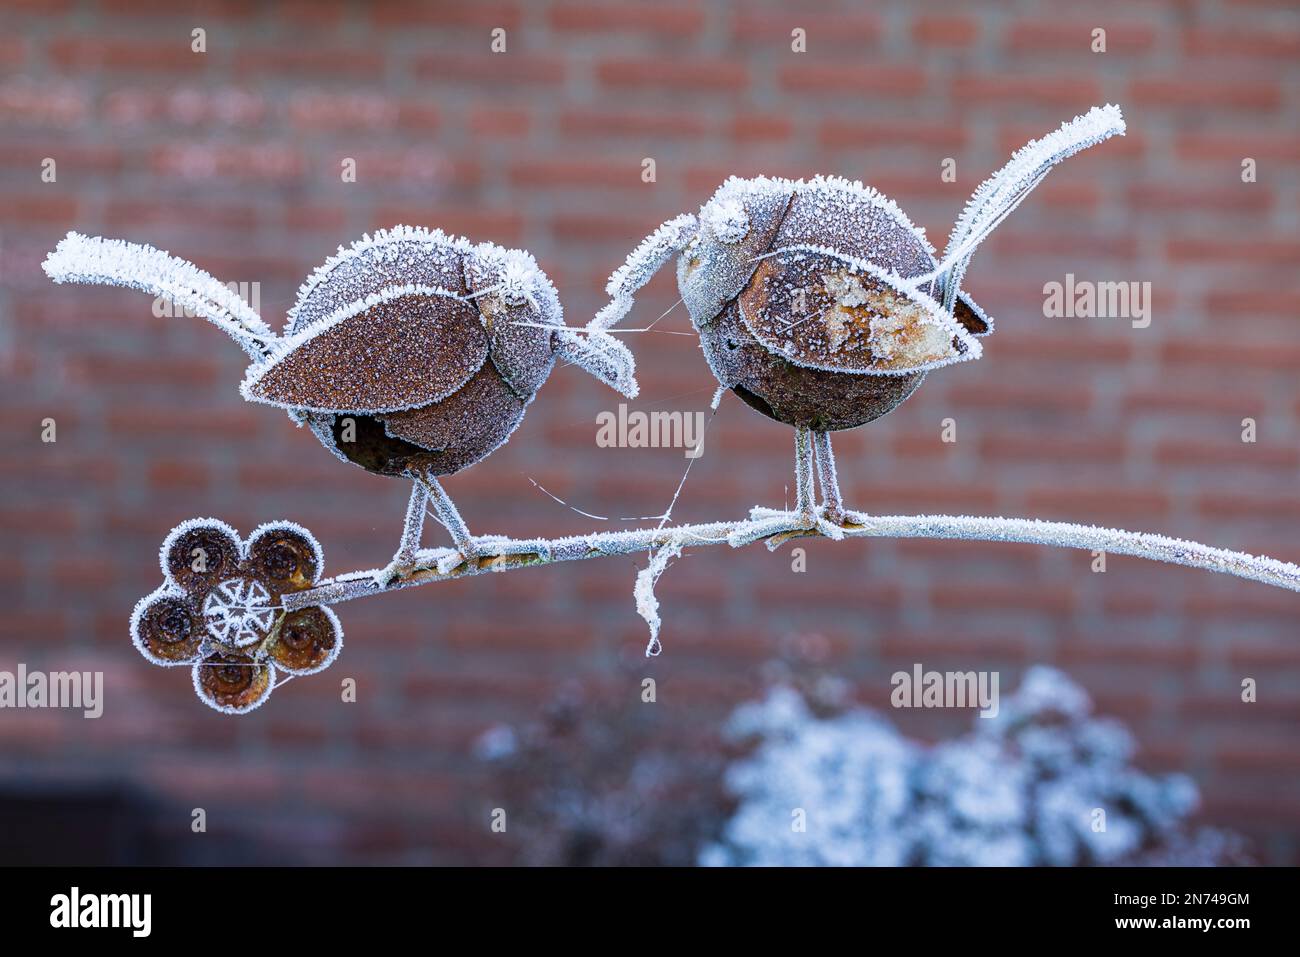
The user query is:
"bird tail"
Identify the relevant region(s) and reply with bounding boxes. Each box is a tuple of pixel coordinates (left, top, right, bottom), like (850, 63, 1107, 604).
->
(553, 327, 639, 399)
(42, 231, 275, 361)
(935, 104, 1126, 310)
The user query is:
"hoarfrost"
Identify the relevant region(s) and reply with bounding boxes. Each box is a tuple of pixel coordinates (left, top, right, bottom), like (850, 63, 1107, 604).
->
(592, 213, 697, 330)
(42, 231, 274, 359)
(634, 538, 683, 657)
(703, 666, 1225, 867)
(937, 104, 1126, 308)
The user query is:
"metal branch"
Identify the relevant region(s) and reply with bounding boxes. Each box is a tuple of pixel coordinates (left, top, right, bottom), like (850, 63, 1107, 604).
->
(283, 508, 1300, 612)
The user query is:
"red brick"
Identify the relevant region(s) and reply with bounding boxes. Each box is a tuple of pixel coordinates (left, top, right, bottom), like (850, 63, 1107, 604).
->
(952, 72, 1101, 106)
(913, 15, 980, 47)
(1161, 338, 1300, 370)
(820, 118, 965, 151)
(1025, 487, 1170, 518)
(469, 105, 529, 138)
(549, 3, 704, 34)
(147, 459, 212, 491)
(1005, 20, 1156, 54)
(1155, 440, 1297, 470)
(732, 12, 881, 46)
(414, 52, 566, 85)
(729, 113, 792, 142)
(1128, 182, 1272, 212)
(558, 107, 705, 139)
(1166, 237, 1300, 264)
(372, 0, 523, 29)
(1176, 132, 1300, 163)
(780, 63, 927, 97)
(47, 39, 206, 72)
(0, 194, 77, 223)
(1183, 27, 1300, 58)
(597, 58, 746, 92)
(509, 158, 647, 189)
(1131, 76, 1281, 110)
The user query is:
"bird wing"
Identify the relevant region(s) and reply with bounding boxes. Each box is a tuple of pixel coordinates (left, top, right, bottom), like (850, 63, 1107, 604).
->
(241, 287, 489, 414)
(736, 247, 981, 376)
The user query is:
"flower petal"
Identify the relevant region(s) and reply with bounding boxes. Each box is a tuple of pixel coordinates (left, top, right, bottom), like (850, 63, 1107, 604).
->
(269, 605, 342, 675)
(130, 586, 203, 666)
(246, 521, 324, 594)
(192, 652, 275, 714)
(161, 518, 242, 594)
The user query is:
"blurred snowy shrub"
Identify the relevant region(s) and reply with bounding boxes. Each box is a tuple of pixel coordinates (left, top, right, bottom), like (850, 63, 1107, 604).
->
(702, 667, 1247, 867)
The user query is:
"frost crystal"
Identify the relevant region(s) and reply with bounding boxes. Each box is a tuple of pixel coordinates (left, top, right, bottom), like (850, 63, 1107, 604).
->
(700, 197, 749, 245)
(938, 104, 1126, 307)
(634, 539, 683, 656)
(592, 213, 697, 330)
(202, 578, 276, 647)
(703, 667, 1223, 867)
(42, 231, 274, 359)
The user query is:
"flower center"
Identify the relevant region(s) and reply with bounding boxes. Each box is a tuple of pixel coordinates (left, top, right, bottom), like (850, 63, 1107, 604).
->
(202, 578, 276, 648)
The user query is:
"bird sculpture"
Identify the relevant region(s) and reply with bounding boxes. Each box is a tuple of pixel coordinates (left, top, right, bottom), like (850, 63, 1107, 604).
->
(43, 225, 638, 584)
(592, 105, 1126, 542)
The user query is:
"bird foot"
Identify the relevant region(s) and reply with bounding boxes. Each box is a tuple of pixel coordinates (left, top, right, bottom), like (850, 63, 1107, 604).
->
(731, 505, 869, 549)
(372, 537, 552, 586)
(371, 553, 425, 588)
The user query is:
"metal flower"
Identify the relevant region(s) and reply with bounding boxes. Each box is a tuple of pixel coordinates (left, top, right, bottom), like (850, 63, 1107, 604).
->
(130, 518, 341, 714)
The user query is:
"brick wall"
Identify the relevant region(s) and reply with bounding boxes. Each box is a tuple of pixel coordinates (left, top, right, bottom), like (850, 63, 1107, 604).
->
(1, 0, 1297, 864)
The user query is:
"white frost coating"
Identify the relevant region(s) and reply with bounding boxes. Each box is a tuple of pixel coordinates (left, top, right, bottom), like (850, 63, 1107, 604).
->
(472, 244, 548, 310)
(42, 231, 275, 360)
(287, 223, 476, 329)
(592, 213, 698, 330)
(938, 104, 1126, 307)
(239, 282, 472, 413)
(130, 584, 193, 667)
(634, 538, 683, 657)
(158, 516, 243, 579)
(191, 659, 277, 715)
(277, 605, 344, 676)
(787, 173, 936, 255)
(554, 328, 639, 399)
(203, 578, 275, 646)
(701, 197, 749, 245)
(247, 520, 325, 584)
(701, 667, 1207, 867)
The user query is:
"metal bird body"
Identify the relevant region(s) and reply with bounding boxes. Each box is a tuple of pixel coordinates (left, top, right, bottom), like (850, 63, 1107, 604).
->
(592, 105, 1126, 528)
(43, 224, 637, 585)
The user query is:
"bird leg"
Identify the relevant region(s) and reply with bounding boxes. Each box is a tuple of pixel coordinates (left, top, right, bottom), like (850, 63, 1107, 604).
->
(374, 472, 551, 585)
(372, 477, 434, 586)
(812, 430, 851, 526)
(729, 426, 826, 546)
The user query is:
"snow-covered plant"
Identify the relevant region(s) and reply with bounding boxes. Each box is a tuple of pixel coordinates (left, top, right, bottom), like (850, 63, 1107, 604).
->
(701, 668, 1246, 867)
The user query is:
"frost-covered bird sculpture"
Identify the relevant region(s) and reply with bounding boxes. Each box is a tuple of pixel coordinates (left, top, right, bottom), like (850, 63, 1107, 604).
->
(43, 225, 638, 583)
(594, 105, 1125, 541)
